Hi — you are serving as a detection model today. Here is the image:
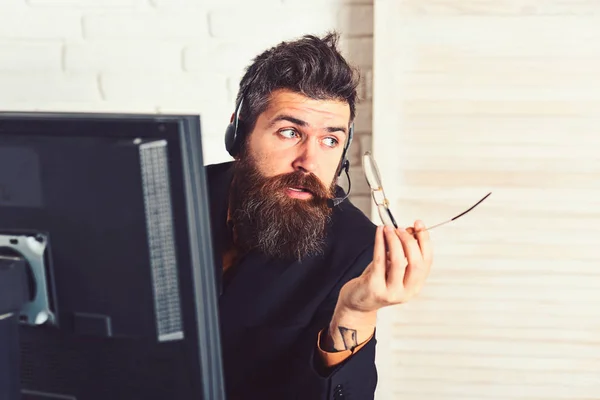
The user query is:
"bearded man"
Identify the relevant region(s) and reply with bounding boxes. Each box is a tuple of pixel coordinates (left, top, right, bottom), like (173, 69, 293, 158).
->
(206, 32, 433, 400)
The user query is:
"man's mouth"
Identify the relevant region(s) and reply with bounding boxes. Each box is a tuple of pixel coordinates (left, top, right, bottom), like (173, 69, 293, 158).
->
(288, 186, 310, 193)
(286, 187, 314, 199)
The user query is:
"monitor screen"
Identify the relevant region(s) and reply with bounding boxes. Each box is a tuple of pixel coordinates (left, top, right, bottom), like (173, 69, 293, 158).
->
(0, 112, 225, 400)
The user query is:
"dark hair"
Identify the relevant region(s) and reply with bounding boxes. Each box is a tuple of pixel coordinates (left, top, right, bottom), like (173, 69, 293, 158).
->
(235, 31, 360, 136)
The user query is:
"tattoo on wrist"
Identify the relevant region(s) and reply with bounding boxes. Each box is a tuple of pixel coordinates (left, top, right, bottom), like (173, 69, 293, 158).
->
(339, 327, 358, 351)
(322, 326, 359, 352)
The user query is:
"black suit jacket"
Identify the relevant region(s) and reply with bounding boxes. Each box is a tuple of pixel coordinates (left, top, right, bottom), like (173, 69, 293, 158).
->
(206, 162, 378, 400)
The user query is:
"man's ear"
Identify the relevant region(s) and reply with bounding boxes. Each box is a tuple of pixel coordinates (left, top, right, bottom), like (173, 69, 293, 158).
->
(230, 113, 235, 123)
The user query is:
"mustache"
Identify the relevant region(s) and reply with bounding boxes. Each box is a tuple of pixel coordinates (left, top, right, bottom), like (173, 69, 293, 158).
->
(261, 170, 333, 200)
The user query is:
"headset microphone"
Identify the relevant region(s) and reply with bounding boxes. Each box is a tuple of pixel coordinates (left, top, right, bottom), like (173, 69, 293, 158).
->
(327, 161, 352, 208)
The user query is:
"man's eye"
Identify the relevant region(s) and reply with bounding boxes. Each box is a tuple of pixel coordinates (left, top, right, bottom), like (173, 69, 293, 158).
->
(323, 137, 339, 148)
(279, 129, 298, 139)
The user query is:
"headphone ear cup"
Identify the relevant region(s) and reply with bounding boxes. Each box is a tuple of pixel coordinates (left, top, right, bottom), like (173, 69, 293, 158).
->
(225, 122, 237, 156)
(336, 123, 354, 177)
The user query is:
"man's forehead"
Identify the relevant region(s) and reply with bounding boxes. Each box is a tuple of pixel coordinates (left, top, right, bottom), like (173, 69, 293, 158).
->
(262, 90, 351, 126)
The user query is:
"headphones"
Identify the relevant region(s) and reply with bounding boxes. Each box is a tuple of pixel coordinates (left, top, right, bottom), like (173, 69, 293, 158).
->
(224, 89, 354, 178)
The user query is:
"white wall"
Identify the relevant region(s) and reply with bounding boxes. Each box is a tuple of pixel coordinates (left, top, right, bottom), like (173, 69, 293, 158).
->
(0, 0, 374, 213)
(373, 1, 600, 399)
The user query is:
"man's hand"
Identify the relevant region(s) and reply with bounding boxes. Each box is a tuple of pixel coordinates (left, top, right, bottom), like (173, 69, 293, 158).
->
(322, 221, 433, 352)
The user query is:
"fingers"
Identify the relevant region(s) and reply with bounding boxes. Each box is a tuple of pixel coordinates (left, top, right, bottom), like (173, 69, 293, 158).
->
(395, 226, 423, 271)
(383, 226, 407, 289)
(371, 220, 434, 303)
(371, 225, 386, 279)
(405, 221, 433, 266)
(396, 222, 429, 295)
(413, 220, 433, 265)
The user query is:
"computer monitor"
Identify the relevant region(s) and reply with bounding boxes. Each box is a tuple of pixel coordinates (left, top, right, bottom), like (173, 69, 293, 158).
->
(0, 112, 225, 400)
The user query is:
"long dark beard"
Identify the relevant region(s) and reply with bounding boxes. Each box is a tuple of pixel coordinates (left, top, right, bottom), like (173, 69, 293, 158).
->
(230, 155, 335, 261)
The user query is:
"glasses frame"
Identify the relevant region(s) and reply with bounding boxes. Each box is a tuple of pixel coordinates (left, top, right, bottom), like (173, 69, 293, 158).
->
(362, 151, 491, 233)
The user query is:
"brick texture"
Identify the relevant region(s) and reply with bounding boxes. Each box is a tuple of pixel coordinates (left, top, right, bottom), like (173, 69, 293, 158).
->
(28, 0, 142, 7)
(208, 7, 338, 40)
(0, 10, 82, 39)
(283, 0, 372, 4)
(0, 72, 100, 102)
(82, 12, 209, 39)
(151, 0, 280, 6)
(0, 42, 62, 71)
(65, 41, 184, 71)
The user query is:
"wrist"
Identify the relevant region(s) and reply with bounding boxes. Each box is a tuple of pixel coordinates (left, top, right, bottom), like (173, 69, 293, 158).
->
(331, 305, 377, 329)
(333, 298, 378, 326)
(324, 307, 377, 352)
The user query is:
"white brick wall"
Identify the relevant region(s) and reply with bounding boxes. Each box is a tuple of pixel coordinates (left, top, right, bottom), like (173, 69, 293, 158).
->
(83, 12, 209, 39)
(0, 10, 82, 38)
(65, 41, 184, 71)
(0, 73, 100, 103)
(0, 0, 374, 216)
(28, 0, 143, 6)
(0, 42, 63, 71)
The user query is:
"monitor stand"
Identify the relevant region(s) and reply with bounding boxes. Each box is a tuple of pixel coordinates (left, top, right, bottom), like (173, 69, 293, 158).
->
(0, 252, 30, 400)
(0, 232, 54, 400)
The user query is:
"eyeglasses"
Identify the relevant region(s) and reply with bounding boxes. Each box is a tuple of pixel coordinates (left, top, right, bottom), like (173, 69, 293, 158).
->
(362, 151, 491, 233)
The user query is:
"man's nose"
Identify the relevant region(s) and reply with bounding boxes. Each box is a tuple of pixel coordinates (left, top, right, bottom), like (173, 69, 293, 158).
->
(291, 140, 319, 173)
